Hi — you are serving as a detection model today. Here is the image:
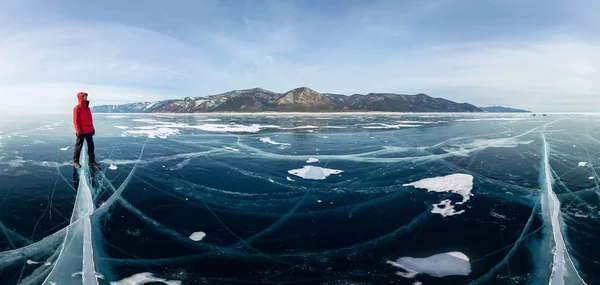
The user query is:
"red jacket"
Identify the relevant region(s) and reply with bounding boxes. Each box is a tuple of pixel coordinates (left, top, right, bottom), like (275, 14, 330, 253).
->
(73, 92, 95, 135)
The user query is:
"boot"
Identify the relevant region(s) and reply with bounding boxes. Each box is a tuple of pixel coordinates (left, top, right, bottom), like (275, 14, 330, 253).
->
(73, 162, 81, 169)
(89, 162, 101, 168)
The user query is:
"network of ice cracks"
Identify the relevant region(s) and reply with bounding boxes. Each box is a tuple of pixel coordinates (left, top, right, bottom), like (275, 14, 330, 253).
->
(0, 114, 596, 284)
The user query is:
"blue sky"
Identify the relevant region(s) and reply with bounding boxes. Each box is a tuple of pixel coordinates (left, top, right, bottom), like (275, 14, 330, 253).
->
(0, 0, 598, 113)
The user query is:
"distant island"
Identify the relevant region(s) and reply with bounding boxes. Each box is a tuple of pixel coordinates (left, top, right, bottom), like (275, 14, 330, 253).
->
(92, 87, 484, 113)
(479, 106, 531, 113)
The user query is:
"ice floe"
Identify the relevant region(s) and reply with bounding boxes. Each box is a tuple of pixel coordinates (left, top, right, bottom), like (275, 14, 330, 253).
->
(259, 137, 291, 146)
(306, 158, 319, 163)
(189, 231, 206, 241)
(288, 166, 344, 180)
(386, 251, 471, 279)
(111, 272, 182, 285)
(403, 173, 474, 217)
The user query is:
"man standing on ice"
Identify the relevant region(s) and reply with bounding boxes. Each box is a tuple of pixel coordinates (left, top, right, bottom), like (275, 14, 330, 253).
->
(73, 92, 100, 168)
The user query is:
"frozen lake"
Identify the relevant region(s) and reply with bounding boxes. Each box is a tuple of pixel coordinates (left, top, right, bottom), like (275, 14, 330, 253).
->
(0, 113, 598, 284)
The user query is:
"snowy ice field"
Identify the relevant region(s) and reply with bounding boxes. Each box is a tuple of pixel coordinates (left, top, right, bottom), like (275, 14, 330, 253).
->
(0, 113, 599, 284)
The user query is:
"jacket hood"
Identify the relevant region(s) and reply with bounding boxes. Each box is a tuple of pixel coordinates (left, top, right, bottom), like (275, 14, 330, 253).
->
(77, 92, 88, 104)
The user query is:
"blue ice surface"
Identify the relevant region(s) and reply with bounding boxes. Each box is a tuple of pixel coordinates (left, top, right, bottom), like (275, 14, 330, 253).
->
(0, 112, 598, 284)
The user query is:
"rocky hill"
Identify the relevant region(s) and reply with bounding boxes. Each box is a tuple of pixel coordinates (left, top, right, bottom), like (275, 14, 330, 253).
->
(480, 106, 531, 113)
(92, 87, 483, 113)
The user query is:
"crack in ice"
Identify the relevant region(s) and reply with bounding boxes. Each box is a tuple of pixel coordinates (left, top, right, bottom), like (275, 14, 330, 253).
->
(542, 134, 587, 285)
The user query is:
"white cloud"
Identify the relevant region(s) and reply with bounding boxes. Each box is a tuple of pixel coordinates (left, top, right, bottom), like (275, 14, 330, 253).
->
(0, 83, 172, 114)
(0, 1, 599, 113)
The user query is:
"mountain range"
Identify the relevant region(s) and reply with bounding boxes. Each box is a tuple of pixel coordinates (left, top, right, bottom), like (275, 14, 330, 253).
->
(92, 87, 485, 113)
(479, 106, 531, 113)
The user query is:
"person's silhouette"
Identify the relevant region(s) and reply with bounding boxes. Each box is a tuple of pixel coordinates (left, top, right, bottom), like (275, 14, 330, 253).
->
(73, 92, 100, 169)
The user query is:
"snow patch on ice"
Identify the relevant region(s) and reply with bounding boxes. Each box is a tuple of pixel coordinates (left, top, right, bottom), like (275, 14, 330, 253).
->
(124, 127, 179, 139)
(490, 211, 508, 219)
(7, 157, 26, 168)
(26, 259, 40, 265)
(455, 117, 525, 122)
(386, 251, 471, 279)
(403, 173, 474, 217)
(588, 176, 594, 180)
(431, 200, 464, 217)
(259, 137, 291, 146)
(288, 166, 343, 180)
(114, 126, 130, 129)
(396, 120, 447, 124)
(286, 176, 295, 181)
(278, 125, 347, 130)
(306, 158, 319, 163)
(132, 119, 159, 123)
(223, 146, 240, 152)
(189, 231, 206, 241)
(110, 272, 182, 285)
(453, 138, 533, 150)
(191, 124, 279, 133)
(362, 123, 422, 129)
(60, 146, 70, 151)
(108, 164, 118, 170)
(403, 174, 474, 203)
(578, 162, 587, 167)
(386, 260, 418, 278)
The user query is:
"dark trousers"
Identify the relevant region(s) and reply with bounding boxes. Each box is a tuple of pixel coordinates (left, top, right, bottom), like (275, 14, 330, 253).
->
(73, 133, 96, 163)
